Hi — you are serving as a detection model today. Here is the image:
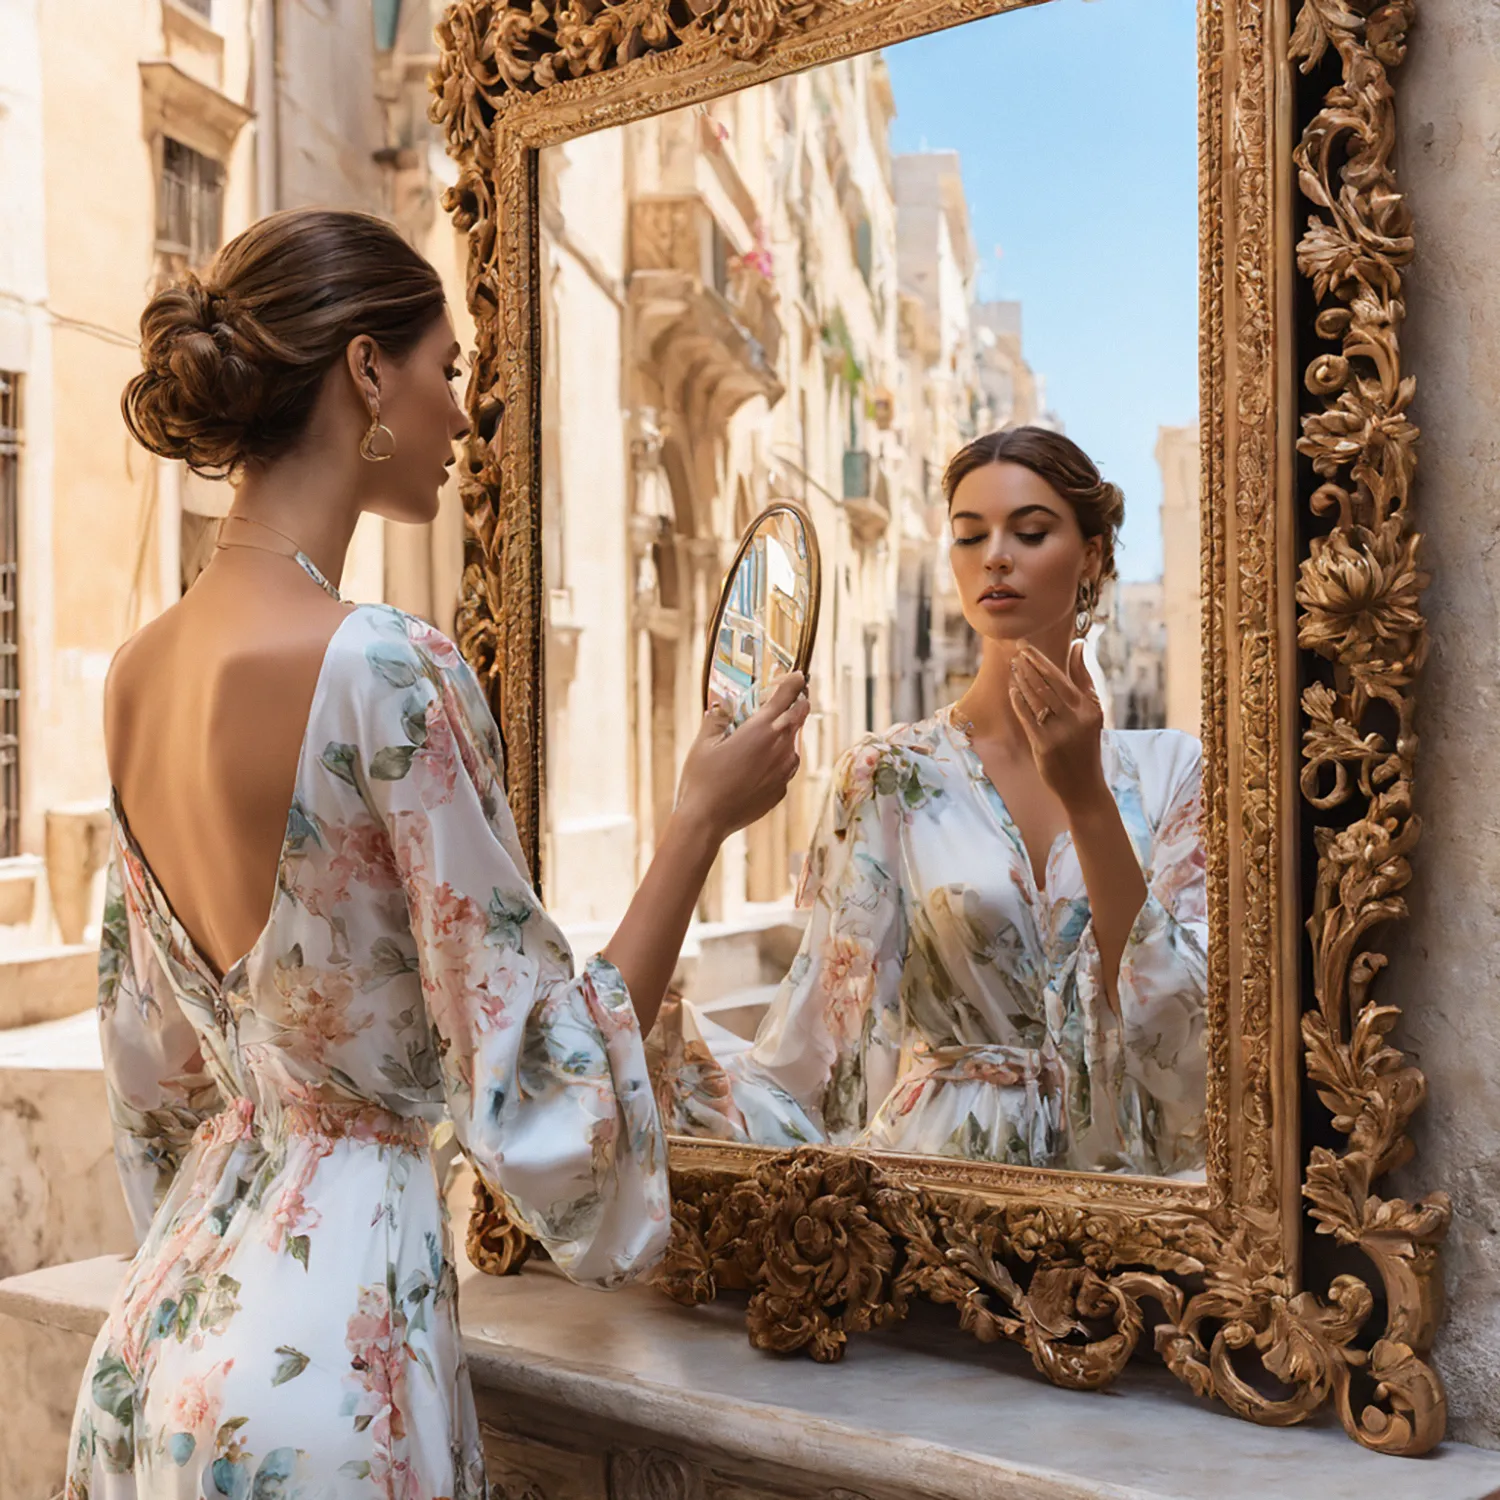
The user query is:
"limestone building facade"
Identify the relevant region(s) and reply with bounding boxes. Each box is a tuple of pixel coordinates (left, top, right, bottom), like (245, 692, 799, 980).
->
(0, 0, 470, 980)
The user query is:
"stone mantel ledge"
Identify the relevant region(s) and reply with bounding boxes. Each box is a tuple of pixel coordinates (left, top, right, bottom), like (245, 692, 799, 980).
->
(6, 1255, 1500, 1500)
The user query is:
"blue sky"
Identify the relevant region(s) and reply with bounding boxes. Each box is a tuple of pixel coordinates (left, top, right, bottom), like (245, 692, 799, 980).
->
(883, 0, 1199, 580)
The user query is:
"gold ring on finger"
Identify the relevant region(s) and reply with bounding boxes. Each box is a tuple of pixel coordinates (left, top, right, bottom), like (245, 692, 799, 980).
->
(1037, 706, 1053, 725)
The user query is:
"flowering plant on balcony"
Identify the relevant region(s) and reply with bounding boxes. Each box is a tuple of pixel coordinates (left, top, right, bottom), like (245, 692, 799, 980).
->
(728, 218, 775, 281)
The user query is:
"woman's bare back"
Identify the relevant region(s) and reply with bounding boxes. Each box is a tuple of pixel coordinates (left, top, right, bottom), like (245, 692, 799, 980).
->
(105, 551, 352, 977)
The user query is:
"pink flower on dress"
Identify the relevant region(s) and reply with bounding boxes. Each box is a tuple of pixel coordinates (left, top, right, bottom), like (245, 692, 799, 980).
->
(425, 884, 486, 986)
(844, 743, 883, 800)
(413, 697, 460, 808)
(325, 818, 401, 903)
(265, 1184, 320, 1254)
(168, 1358, 233, 1435)
(440, 675, 488, 793)
(406, 617, 464, 674)
(344, 1284, 411, 1485)
(388, 810, 432, 885)
(272, 964, 372, 1064)
(467, 945, 538, 1033)
(820, 932, 876, 1043)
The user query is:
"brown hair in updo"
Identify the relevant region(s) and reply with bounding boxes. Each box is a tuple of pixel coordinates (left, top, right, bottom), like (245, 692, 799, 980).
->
(942, 426, 1125, 585)
(123, 208, 446, 478)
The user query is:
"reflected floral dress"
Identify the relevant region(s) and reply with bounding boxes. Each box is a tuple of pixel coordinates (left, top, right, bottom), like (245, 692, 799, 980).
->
(657, 708, 1207, 1177)
(66, 603, 669, 1500)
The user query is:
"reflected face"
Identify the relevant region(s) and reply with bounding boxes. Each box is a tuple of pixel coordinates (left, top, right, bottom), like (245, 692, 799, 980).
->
(948, 461, 1101, 645)
(363, 312, 471, 525)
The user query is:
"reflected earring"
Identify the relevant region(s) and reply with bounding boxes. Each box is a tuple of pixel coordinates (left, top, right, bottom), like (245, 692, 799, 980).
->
(360, 408, 396, 462)
(1074, 579, 1097, 639)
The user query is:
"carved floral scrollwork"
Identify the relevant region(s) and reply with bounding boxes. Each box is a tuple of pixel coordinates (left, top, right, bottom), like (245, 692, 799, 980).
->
(433, 0, 830, 126)
(1290, 0, 1449, 1456)
(438, 0, 1447, 1457)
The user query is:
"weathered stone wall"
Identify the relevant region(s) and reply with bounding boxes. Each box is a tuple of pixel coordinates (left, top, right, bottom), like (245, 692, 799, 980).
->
(1387, 0, 1500, 1452)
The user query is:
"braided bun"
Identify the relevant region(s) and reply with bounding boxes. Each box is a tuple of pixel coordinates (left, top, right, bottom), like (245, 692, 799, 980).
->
(121, 209, 447, 478)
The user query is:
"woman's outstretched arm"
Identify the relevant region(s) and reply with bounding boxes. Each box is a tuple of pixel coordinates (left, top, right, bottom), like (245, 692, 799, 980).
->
(603, 670, 809, 1035)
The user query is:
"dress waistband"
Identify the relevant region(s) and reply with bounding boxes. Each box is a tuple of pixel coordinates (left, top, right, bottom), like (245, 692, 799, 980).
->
(194, 1095, 432, 1152)
(900, 1041, 1063, 1090)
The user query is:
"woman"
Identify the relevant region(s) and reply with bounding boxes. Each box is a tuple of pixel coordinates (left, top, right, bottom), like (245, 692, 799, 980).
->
(659, 427, 1206, 1177)
(69, 209, 807, 1500)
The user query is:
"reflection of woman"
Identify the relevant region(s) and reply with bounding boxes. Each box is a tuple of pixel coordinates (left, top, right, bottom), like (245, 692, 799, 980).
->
(69, 210, 807, 1498)
(662, 427, 1207, 1176)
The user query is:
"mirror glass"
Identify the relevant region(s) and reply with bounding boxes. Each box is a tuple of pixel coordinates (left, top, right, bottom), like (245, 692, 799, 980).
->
(704, 506, 820, 726)
(540, 0, 1206, 1180)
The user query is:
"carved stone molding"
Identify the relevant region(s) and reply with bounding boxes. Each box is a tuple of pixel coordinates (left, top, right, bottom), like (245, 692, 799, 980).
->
(609, 1448, 704, 1500)
(436, 0, 1446, 1455)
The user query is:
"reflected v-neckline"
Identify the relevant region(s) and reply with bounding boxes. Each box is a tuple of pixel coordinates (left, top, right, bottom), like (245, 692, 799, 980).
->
(939, 705, 1074, 897)
(109, 605, 365, 988)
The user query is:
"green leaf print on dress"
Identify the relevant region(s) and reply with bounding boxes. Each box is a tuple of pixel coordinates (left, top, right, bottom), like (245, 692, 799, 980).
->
(70, 604, 668, 1499)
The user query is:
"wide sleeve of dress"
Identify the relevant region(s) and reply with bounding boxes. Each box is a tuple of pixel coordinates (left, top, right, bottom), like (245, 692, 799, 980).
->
(705, 737, 909, 1146)
(341, 611, 669, 1288)
(97, 857, 224, 1243)
(1068, 731, 1208, 1175)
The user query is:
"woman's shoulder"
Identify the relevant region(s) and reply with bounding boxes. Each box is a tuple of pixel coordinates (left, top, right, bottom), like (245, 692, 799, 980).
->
(328, 602, 468, 672)
(1105, 727, 1203, 819)
(828, 716, 950, 818)
(1106, 725, 1202, 765)
(833, 716, 943, 775)
(321, 605, 493, 740)
(319, 604, 480, 705)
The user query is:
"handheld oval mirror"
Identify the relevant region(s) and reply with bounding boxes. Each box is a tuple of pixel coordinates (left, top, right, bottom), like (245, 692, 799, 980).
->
(702, 504, 821, 726)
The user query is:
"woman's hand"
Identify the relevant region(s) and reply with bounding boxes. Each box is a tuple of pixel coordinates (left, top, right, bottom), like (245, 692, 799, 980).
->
(676, 672, 810, 841)
(1009, 641, 1107, 809)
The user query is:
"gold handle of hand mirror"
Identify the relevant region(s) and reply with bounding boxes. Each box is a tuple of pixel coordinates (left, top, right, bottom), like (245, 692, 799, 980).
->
(701, 502, 821, 721)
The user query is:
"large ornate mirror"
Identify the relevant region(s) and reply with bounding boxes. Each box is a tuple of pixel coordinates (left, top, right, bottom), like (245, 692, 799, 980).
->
(435, 0, 1443, 1456)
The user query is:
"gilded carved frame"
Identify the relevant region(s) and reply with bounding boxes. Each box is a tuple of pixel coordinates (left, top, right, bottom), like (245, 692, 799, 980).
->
(431, 0, 1446, 1454)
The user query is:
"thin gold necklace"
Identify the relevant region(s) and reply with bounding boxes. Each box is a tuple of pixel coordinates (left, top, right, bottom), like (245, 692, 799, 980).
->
(949, 697, 980, 739)
(213, 515, 342, 603)
(219, 512, 307, 553)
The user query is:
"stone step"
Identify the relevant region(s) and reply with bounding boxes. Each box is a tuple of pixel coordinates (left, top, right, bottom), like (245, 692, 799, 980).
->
(0, 945, 96, 1030)
(0, 1011, 133, 1282)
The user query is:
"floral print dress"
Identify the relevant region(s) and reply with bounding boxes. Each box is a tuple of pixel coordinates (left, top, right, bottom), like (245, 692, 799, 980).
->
(658, 708, 1207, 1177)
(67, 604, 669, 1500)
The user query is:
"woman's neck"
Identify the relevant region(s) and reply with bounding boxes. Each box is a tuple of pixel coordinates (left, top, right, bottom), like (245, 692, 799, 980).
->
(956, 628, 1073, 745)
(228, 453, 363, 590)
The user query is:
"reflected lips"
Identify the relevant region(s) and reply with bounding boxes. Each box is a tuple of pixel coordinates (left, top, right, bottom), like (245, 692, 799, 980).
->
(979, 587, 1022, 611)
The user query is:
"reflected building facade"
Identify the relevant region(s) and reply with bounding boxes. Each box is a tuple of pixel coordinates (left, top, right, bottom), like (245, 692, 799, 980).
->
(538, 75, 1064, 943)
(1157, 422, 1202, 736)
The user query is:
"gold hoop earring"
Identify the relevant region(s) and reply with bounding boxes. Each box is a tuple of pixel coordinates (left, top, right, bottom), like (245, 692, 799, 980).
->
(360, 412, 396, 463)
